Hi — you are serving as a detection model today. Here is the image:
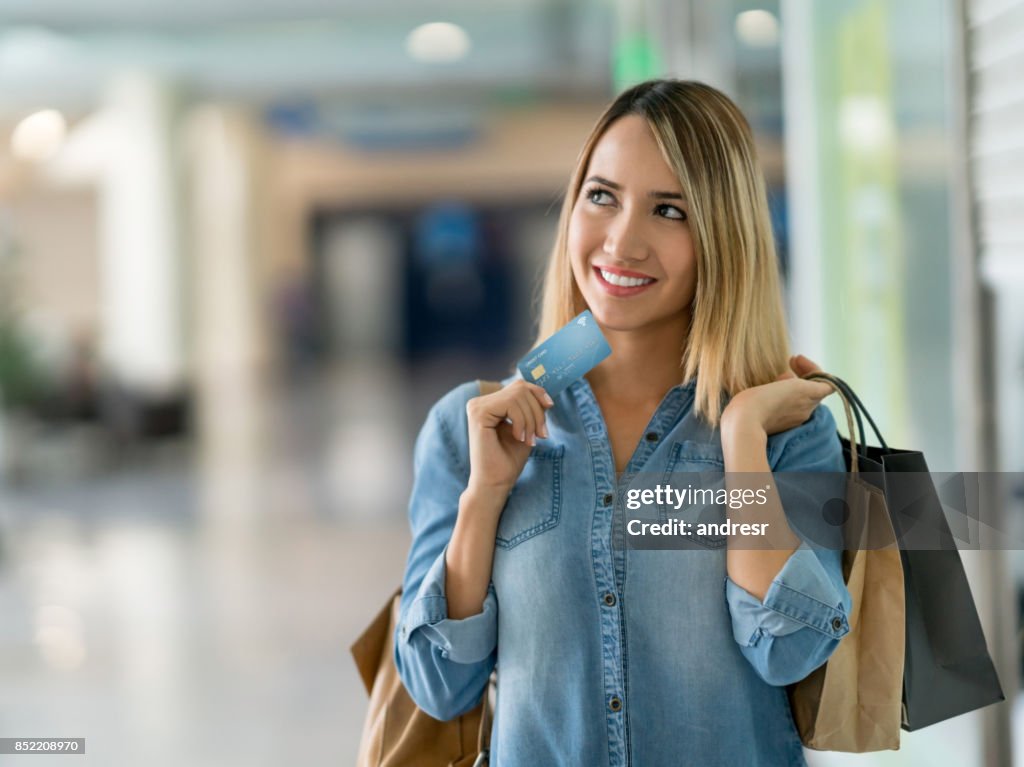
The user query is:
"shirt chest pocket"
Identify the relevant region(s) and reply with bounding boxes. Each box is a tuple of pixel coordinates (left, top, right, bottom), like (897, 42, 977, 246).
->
(496, 444, 564, 550)
(659, 440, 728, 549)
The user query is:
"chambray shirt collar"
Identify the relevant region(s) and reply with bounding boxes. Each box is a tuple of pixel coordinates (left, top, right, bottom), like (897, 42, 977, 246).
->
(569, 375, 699, 473)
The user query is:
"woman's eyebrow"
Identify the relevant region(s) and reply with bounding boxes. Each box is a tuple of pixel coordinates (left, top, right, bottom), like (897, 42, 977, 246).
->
(585, 175, 685, 201)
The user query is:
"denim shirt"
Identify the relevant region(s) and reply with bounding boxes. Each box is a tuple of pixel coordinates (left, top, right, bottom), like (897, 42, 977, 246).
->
(395, 376, 851, 767)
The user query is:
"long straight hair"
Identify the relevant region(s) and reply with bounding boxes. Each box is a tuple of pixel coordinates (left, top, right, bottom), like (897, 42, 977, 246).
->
(535, 79, 790, 426)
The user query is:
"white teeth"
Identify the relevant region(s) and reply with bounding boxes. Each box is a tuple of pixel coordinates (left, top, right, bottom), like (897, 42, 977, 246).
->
(600, 269, 654, 287)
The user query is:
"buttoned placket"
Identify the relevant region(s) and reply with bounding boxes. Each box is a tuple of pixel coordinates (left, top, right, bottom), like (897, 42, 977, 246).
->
(572, 380, 627, 767)
(571, 378, 693, 767)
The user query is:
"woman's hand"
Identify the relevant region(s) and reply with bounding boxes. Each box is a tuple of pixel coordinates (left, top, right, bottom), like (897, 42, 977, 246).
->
(721, 354, 834, 438)
(465, 379, 554, 496)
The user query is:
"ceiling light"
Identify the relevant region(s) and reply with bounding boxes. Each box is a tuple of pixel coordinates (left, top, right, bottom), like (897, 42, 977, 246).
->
(735, 10, 780, 48)
(839, 96, 894, 153)
(405, 22, 471, 63)
(11, 108, 67, 162)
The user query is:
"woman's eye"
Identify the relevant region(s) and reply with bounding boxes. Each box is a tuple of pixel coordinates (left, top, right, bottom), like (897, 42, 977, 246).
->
(656, 204, 687, 221)
(586, 188, 614, 206)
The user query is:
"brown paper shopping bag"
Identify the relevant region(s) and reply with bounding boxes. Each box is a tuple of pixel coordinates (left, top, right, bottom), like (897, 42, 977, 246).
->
(787, 375, 905, 752)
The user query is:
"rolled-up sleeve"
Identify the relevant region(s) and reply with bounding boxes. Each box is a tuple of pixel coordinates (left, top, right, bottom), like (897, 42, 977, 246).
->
(725, 543, 851, 686)
(402, 544, 498, 664)
(394, 384, 498, 721)
(724, 403, 852, 686)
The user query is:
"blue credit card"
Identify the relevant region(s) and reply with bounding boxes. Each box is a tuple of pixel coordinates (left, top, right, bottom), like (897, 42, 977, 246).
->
(517, 310, 611, 397)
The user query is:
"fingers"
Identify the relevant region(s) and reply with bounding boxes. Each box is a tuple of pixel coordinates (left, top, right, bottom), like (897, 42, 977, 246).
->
(787, 352, 831, 401)
(523, 387, 549, 440)
(528, 382, 555, 409)
(790, 354, 823, 377)
(508, 399, 535, 444)
(803, 379, 834, 402)
(522, 382, 554, 443)
(495, 381, 555, 445)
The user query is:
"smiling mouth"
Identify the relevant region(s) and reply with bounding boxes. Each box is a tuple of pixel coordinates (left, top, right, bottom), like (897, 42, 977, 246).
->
(593, 266, 657, 294)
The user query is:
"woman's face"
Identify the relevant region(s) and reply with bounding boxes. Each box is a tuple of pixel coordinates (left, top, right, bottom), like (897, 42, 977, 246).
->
(568, 114, 697, 337)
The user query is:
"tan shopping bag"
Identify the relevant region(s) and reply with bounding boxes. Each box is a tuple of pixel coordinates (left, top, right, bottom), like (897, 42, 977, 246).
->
(351, 589, 490, 767)
(787, 375, 905, 752)
(351, 381, 501, 767)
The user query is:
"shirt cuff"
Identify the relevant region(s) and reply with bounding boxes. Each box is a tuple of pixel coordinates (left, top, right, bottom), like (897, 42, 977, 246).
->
(399, 544, 498, 664)
(725, 542, 850, 647)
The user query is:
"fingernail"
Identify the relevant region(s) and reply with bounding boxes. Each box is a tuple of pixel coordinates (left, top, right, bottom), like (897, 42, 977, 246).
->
(529, 435, 536, 446)
(540, 424, 549, 438)
(543, 393, 555, 406)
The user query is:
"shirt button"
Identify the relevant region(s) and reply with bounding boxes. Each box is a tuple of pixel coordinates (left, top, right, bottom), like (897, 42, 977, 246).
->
(603, 493, 614, 506)
(645, 431, 659, 442)
(603, 592, 617, 607)
(831, 617, 844, 631)
(609, 696, 623, 712)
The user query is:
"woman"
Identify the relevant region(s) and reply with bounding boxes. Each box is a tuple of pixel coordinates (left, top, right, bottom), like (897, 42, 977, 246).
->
(394, 79, 850, 766)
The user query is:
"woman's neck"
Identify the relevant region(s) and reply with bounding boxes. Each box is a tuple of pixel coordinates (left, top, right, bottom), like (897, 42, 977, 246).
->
(585, 315, 689, 408)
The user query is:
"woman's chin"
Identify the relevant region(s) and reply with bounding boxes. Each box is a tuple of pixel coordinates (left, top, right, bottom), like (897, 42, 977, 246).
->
(585, 306, 651, 333)
(584, 301, 691, 337)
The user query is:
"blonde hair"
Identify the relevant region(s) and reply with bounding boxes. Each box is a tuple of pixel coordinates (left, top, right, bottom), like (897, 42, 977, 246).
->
(535, 79, 789, 426)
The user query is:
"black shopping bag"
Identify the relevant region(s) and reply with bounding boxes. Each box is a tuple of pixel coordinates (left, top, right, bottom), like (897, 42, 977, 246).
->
(806, 373, 1005, 731)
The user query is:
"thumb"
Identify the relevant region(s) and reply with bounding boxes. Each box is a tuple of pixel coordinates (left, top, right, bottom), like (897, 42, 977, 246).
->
(804, 379, 835, 401)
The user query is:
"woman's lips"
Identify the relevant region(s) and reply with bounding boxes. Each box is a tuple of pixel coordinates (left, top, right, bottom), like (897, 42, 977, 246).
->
(593, 266, 657, 297)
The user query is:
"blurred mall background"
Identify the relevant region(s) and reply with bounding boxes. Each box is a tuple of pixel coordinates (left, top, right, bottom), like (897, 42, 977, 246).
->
(0, 0, 1020, 764)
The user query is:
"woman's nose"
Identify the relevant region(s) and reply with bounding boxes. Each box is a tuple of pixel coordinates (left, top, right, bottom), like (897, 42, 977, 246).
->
(602, 210, 649, 262)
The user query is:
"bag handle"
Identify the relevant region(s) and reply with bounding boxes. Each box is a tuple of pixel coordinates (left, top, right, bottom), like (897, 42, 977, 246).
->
(805, 373, 866, 456)
(831, 375, 888, 451)
(473, 673, 495, 764)
(804, 373, 861, 474)
(804, 372, 889, 453)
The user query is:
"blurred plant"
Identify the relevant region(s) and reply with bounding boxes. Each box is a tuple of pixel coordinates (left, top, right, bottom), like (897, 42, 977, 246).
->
(0, 213, 43, 412)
